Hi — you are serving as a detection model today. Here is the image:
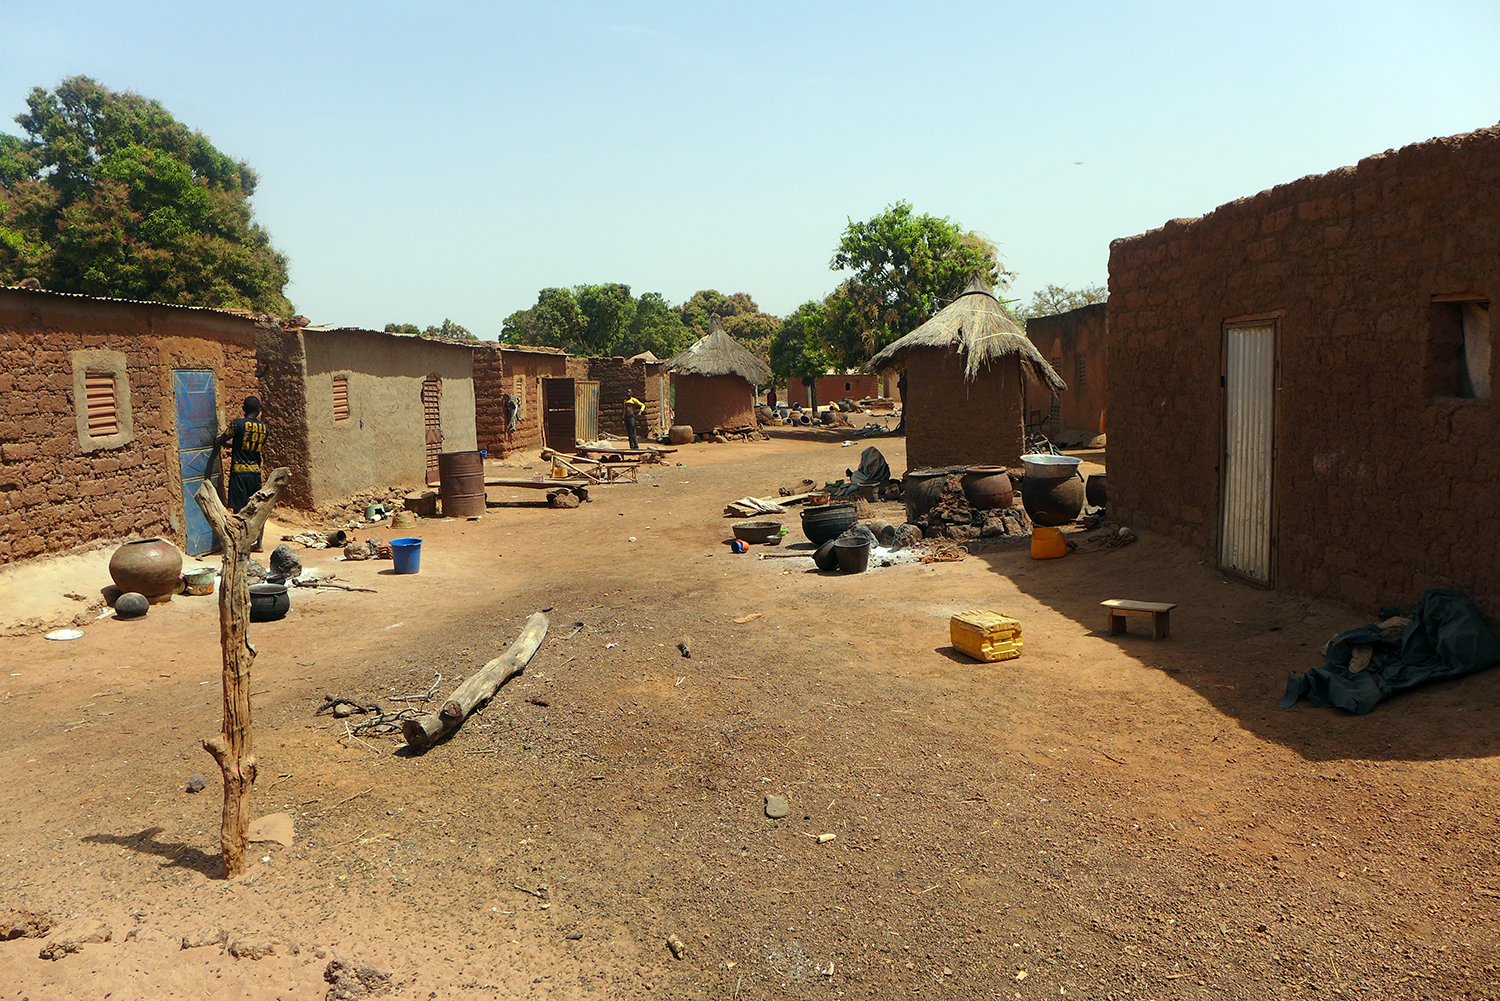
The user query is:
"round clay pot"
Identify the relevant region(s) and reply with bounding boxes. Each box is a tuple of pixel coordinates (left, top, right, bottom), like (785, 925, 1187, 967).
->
(114, 591, 149, 619)
(1085, 473, 1107, 508)
(960, 466, 1014, 510)
(813, 540, 839, 571)
(249, 583, 290, 622)
(1020, 473, 1086, 527)
(108, 538, 183, 603)
(668, 425, 694, 445)
(903, 467, 960, 522)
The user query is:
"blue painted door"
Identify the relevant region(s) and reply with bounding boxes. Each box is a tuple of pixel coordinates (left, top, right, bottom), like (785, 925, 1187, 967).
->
(174, 370, 220, 556)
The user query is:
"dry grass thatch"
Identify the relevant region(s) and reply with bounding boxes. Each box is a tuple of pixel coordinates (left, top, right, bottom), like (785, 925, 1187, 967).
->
(667, 315, 772, 385)
(867, 277, 1067, 390)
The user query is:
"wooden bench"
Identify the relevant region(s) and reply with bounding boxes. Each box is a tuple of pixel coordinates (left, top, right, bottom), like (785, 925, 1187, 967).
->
(1101, 599, 1178, 640)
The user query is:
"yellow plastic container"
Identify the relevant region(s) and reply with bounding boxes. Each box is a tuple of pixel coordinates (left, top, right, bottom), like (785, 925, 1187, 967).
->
(1030, 524, 1067, 560)
(950, 609, 1023, 662)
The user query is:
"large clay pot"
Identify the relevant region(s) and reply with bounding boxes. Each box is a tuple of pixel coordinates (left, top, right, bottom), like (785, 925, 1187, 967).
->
(1086, 473, 1107, 509)
(108, 538, 183, 603)
(801, 503, 858, 545)
(961, 466, 1014, 510)
(903, 467, 960, 522)
(668, 425, 694, 445)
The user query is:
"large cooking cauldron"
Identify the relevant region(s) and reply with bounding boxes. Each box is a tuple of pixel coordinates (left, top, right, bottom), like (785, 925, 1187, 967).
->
(1018, 454, 1085, 527)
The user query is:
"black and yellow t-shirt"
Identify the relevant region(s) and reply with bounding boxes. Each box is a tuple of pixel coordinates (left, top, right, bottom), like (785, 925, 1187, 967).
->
(230, 417, 267, 473)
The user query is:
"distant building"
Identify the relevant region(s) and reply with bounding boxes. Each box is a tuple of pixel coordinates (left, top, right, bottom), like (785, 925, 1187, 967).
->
(0, 287, 261, 560)
(1025, 302, 1107, 437)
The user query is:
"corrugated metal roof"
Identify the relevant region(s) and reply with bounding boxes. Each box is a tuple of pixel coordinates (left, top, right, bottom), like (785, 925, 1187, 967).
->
(0, 284, 270, 322)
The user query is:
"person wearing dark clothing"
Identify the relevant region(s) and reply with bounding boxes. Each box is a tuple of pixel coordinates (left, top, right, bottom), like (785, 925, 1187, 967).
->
(217, 396, 268, 513)
(624, 395, 645, 450)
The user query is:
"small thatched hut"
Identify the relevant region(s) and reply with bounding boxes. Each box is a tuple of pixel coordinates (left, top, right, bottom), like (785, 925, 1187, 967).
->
(667, 316, 771, 433)
(869, 277, 1066, 470)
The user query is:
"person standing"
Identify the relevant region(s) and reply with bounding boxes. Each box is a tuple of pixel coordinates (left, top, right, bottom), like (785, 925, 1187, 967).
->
(623, 394, 645, 449)
(767, 386, 777, 411)
(217, 397, 269, 548)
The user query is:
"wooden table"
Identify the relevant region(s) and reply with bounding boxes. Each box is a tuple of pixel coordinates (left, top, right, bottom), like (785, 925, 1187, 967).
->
(1101, 599, 1178, 640)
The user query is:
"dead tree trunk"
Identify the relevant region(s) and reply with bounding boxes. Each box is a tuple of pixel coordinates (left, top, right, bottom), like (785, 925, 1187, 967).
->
(401, 612, 550, 751)
(194, 468, 290, 879)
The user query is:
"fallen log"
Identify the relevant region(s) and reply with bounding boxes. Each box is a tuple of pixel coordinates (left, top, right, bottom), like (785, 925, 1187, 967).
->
(401, 612, 550, 751)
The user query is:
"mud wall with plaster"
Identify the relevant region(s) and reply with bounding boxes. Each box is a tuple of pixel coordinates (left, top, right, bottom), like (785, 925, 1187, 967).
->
(806, 373, 881, 406)
(1026, 302, 1107, 434)
(475, 347, 569, 456)
(1107, 124, 1500, 613)
(903, 348, 1024, 471)
(670, 374, 757, 434)
(299, 329, 476, 506)
(0, 289, 258, 564)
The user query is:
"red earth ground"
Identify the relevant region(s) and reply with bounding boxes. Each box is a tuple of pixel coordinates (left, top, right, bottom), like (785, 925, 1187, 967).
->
(1, 434, 1497, 1000)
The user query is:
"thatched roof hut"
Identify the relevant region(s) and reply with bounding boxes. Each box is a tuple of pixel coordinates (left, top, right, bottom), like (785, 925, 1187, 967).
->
(869, 277, 1066, 391)
(666, 316, 770, 434)
(867, 277, 1066, 470)
(667, 316, 772, 385)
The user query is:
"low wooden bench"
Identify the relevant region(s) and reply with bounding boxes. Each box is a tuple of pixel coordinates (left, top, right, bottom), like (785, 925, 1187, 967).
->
(1101, 599, 1178, 640)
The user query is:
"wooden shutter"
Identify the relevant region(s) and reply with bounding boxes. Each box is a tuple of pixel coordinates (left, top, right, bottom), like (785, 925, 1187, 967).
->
(85, 374, 119, 438)
(1075, 356, 1088, 390)
(333, 376, 350, 421)
(422, 377, 442, 480)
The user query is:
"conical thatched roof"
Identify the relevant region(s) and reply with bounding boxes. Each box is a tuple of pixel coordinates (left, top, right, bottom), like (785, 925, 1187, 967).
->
(629, 350, 660, 363)
(667, 315, 772, 385)
(868, 276, 1067, 391)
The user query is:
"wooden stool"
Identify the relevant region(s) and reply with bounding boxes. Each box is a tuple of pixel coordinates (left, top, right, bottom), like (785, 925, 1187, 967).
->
(1102, 599, 1178, 640)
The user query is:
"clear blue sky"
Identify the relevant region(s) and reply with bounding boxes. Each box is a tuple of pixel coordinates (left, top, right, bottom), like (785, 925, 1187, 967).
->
(5, 1, 1499, 337)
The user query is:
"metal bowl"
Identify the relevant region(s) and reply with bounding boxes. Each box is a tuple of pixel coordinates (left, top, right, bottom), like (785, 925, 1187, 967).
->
(732, 521, 783, 545)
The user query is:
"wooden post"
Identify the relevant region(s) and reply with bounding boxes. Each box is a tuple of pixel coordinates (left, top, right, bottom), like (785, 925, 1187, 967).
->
(194, 468, 290, 879)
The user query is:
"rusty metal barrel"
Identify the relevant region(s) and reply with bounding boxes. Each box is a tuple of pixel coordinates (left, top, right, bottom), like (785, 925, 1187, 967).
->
(437, 450, 486, 518)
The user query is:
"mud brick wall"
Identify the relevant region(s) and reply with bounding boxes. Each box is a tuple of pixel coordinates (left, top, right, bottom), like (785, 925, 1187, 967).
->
(581, 357, 648, 437)
(1107, 124, 1500, 614)
(0, 289, 259, 564)
(1026, 302, 1107, 434)
(475, 346, 569, 456)
(807, 373, 880, 406)
(670, 374, 757, 434)
(904, 348, 1024, 471)
(254, 324, 313, 509)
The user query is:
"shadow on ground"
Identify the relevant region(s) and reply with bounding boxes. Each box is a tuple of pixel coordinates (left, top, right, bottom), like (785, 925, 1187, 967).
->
(83, 827, 222, 877)
(974, 529, 1500, 764)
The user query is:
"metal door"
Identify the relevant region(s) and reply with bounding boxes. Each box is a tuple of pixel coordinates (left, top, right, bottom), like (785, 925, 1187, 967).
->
(173, 369, 219, 556)
(575, 380, 599, 443)
(422, 377, 442, 483)
(541, 377, 576, 454)
(1219, 324, 1277, 583)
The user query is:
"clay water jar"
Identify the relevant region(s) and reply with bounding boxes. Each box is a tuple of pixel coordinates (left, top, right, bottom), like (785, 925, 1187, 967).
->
(1086, 473, 1108, 509)
(960, 465, 1014, 510)
(108, 538, 183, 603)
(903, 467, 960, 522)
(1019, 454, 1085, 527)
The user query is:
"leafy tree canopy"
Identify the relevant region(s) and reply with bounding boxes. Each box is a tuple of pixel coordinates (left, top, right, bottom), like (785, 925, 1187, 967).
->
(829, 200, 1012, 365)
(769, 301, 835, 386)
(502, 284, 693, 359)
(384, 319, 477, 343)
(0, 76, 291, 313)
(1009, 282, 1107, 319)
(676, 288, 778, 361)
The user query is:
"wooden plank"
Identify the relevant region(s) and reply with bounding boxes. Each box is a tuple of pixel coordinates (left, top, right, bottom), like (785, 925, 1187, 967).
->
(1101, 599, 1177, 613)
(484, 477, 591, 489)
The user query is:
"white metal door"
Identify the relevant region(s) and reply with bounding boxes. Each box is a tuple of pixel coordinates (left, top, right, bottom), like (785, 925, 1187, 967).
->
(1220, 324, 1276, 583)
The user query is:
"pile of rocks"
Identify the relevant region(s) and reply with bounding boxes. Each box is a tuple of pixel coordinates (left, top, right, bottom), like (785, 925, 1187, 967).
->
(915, 474, 1032, 541)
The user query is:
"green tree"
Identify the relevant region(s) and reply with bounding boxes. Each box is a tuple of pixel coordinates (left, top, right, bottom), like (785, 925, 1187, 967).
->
(573, 283, 637, 355)
(769, 301, 835, 412)
(623, 291, 692, 358)
(383, 322, 422, 334)
(829, 200, 1011, 364)
(676, 289, 779, 360)
(504, 285, 697, 358)
(1010, 282, 1107, 320)
(0, 76, 291, 313)
(383, 320, 477, 342)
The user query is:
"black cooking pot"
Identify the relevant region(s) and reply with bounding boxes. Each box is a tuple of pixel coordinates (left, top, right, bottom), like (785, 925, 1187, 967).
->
(249, 582, 290, 622)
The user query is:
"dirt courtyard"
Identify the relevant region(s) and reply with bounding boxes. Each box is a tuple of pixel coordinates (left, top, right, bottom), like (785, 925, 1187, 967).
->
(1, 434, 1497, 1000)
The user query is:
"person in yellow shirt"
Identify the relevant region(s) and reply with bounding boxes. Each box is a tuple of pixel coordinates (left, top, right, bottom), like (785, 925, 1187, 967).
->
(624, 395, 645, 449)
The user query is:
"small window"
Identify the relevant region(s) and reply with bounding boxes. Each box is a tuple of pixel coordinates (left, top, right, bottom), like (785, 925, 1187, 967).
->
(512, 374, 526, 415)
(845, 381, 852, 391)
(1076, 356, 1088, 390)
(333, 376, 350, 421)
(1428, 299, 1491, 399)
(85, 373, 119, 437)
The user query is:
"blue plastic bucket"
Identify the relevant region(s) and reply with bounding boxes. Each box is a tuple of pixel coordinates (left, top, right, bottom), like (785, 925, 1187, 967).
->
(390, 537, 423, 574)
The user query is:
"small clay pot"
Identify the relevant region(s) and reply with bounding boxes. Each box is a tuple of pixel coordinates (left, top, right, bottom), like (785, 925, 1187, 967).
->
(108, 538, 183, 603)
(813, 540, 839, 571)
(114, 591, 149, 619)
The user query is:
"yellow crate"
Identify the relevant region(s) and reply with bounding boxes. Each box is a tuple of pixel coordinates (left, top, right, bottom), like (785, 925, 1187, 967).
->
(950, 609, 1023, 663)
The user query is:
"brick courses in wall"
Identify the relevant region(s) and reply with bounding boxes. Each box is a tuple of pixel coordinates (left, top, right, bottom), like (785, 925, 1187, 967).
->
(1107, 123, 1500, 614)
(903, 348, 1025, 471)
(670, 374, 757, 434)
(1025, 302, 1107, 435)
(474, 345, 569, 456)
(0, 288, 260, 565)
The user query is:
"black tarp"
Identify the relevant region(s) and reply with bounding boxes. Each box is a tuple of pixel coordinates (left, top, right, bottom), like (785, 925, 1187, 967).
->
(848, 446, 891, 490)
(1279, 588, 1500, 715)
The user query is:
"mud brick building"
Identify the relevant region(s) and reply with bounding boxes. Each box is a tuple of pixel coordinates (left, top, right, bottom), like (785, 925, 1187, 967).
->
(258, 325, 477, 509)
(474, 344, 568, 456)
(1108, 124, 1499, 612)
(869, 278, 1065, 472)
(563, 356, 670, 438)
(667, 316, 770, 436)
(0, 287, 260, 561)
(1025, 302, 1107, 436)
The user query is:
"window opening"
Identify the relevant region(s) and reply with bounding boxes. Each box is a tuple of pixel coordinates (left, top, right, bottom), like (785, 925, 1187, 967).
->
(333, 376, 350, 421)
(85, 373, 119, 438)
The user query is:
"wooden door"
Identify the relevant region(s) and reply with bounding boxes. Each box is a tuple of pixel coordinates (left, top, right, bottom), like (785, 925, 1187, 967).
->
(541, 377, 576, 454)
(422, 376, 442, 483)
